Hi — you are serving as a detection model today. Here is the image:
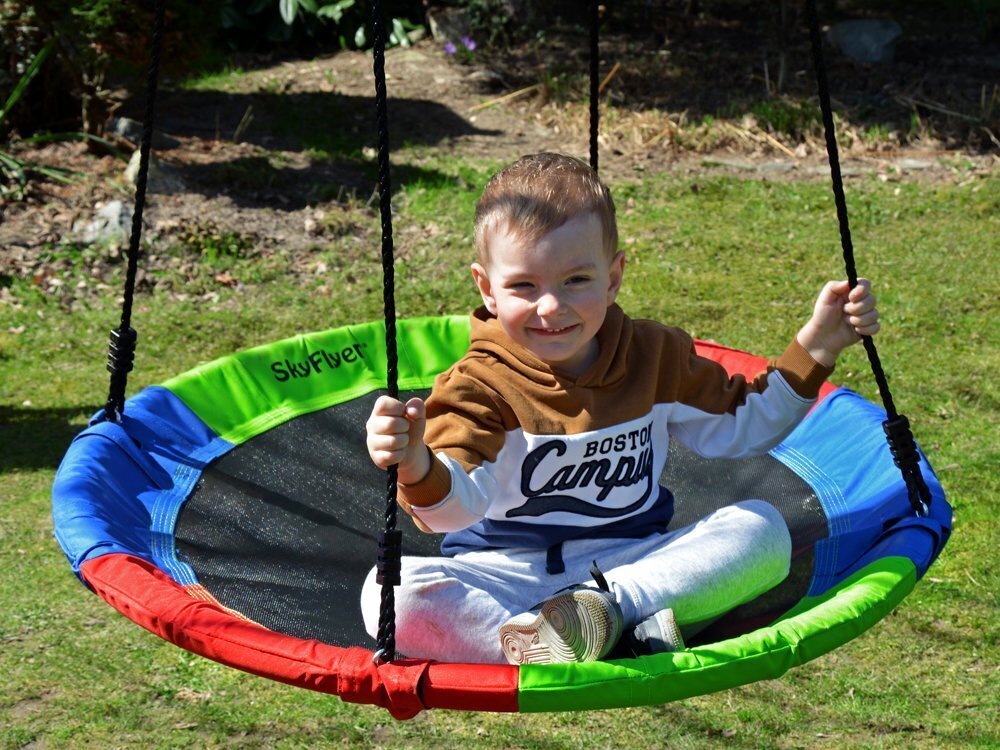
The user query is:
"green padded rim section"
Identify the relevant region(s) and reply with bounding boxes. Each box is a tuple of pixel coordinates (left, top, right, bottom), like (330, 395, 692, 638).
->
(517, 555, 917, 712)
(161, 316, 471, 444)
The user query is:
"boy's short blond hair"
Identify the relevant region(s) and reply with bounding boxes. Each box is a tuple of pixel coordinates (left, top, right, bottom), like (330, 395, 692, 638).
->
(474, 153, 618, 263)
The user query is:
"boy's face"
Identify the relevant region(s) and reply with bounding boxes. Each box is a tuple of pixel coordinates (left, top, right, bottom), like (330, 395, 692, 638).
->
(471, 212, 625, 375)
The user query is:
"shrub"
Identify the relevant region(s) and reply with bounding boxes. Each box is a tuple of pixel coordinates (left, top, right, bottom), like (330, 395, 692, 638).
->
(1, 1, 219, 138)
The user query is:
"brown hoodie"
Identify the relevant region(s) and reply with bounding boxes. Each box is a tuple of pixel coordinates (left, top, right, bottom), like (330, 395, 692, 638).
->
(402, 304, 831, 553)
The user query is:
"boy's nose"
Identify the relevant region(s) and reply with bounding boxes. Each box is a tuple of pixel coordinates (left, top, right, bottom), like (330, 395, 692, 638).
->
(536, 291, 564, 316)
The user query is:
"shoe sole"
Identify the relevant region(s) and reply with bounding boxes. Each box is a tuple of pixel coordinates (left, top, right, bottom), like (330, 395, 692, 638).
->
(499, 589, 623, 665)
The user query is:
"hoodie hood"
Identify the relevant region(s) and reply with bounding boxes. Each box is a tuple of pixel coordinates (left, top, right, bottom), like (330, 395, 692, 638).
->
(467, 303, 632, 389)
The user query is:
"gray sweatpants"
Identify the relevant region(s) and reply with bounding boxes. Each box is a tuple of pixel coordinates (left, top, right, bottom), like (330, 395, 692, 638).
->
(360, 499, 791, 664)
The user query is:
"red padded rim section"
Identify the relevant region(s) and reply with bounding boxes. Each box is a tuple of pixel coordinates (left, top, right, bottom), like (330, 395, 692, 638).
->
(80, 553, 519, 717)
(693, 339, 837, 403)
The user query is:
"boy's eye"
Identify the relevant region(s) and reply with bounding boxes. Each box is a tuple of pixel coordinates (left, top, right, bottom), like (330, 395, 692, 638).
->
(508, 281, 534, 290)
(567, 276, 592, 285)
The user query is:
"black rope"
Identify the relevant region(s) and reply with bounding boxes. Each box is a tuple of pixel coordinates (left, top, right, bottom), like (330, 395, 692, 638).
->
(371, 0, 402, 663)
(589, 0, 600, 171)
(805, 0, 931, 515)
(101, 0, 165, 423)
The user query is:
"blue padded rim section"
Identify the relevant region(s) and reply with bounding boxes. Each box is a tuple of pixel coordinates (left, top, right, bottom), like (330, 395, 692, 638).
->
(52, 386, 233, 584)
(772, 389, 951, 596)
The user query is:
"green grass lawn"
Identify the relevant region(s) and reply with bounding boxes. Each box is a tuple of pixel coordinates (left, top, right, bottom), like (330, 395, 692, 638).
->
(2, 163, 997, 748)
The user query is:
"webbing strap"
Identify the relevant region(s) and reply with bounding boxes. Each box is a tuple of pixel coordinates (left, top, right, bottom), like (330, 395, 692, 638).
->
(805, 0, 931, 515)
(371, 0, 402, 663)
(102, 0, 165, 423)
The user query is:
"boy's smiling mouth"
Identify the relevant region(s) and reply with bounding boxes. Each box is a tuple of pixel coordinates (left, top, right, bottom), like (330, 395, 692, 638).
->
(530, 324, 578, 336)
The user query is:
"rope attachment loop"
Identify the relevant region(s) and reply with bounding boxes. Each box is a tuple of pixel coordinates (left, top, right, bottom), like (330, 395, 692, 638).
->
(882, 416, 931, 516)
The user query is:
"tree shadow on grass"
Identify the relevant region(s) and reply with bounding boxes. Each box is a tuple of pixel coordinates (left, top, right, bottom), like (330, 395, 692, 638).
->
(170, 153, 468, 211)
(0, 405, 100, 472)
(129, 89, 499, 210)
(146, 89, 499, 154)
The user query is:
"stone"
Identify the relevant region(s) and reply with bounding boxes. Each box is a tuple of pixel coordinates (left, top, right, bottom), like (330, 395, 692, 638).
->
(896, 158, 933, 170)
(827, 20, 903, 64)
(701, 157, 755, 171)
(72, 200, 132, 245)
(111, 117, 180, 148)
(426, 7, 471, 42)
(124, 149, 185, 194)
(758, 161, 796, 174)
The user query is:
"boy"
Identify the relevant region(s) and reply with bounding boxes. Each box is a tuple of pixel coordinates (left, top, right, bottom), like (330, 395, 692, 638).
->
(362, 153, 880, 665)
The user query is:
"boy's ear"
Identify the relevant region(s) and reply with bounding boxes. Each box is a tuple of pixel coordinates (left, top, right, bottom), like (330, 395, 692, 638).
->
(471, 263, 498, 316)
(607, 251, 626, 305)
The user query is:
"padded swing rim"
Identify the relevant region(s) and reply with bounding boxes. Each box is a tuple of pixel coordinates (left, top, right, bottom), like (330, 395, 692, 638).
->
(54, 316, 948, 716)
(77, 550, 918, 715)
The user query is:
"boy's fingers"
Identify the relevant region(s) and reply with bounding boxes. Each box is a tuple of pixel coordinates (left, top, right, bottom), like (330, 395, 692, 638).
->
(854, 321, 881, 336)
(845, 297, 877, 315)
(367, 414, 409, 436)
(404, 397, 427, 444)
(372, 429, 410, 447)
(370, 449, 406, 469)
(848, 278, 872, 301)
(404, 397, 426, 422)
(848, 309, 880, 326)
(825, 279, 850, 298)
(372, 395, 406, 416)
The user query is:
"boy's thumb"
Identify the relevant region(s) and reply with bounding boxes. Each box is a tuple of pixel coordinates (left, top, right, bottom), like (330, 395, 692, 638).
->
(404, 397, 426, 434)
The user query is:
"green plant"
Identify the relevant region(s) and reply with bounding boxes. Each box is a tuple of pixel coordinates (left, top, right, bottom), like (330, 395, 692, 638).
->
(463, 0, 516, 46)
(275, 0, 421, 49)
(860, 123, 895, 147)
(13, 0, 220, 137)
(748, 97, 822, 141)
(0, 40, 90, 200)
(179, 223, 252, 263)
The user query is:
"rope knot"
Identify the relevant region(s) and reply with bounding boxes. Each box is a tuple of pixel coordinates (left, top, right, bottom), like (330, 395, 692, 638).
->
(882, 415, 920, 470)
(882, 414, 932, 516)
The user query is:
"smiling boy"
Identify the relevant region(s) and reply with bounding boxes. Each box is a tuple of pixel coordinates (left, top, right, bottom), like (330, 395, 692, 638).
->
(362, 153, 880, 665)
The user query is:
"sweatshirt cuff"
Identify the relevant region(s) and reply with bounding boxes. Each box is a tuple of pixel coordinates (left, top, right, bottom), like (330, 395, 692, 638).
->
(397, 453, 452, 507)
(773, 338, 834, 399)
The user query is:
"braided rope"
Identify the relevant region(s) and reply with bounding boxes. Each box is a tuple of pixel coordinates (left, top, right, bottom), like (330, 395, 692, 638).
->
(102, 0, 165, 423)
(371, 0, 402, 663)
(589, 0, 600, 171)
(805, 0, 931, 515)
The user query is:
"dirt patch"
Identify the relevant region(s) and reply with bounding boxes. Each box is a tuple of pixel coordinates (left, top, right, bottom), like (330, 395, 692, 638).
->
(2, 26, 997, 302)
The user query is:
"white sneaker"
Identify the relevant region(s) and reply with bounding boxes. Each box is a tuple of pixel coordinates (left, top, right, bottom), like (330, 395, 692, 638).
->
(630, 607, 685, 655)
(499, 587, 624, 665)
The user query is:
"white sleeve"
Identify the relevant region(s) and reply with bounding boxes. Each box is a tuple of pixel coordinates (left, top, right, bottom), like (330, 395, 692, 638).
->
(669, 370, 814, 458)
(410, 453, 495, 532)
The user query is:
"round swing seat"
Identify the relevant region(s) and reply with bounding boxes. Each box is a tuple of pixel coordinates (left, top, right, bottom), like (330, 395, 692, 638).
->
(52, 316, 950, 717)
